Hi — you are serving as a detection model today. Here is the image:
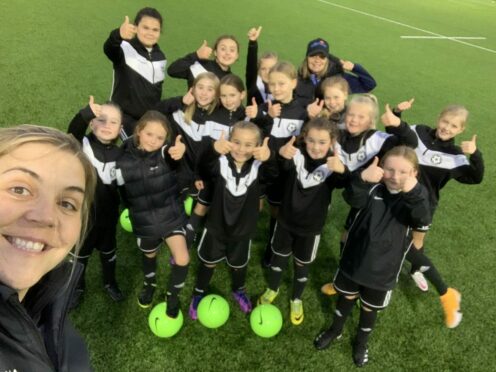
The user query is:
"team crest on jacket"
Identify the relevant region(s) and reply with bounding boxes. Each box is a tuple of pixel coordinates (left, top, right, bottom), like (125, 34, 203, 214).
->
(293, 150, 332, 188)
(357, 150, 366, 162)
(313, 170, 325, 182)
(430, 154, 442, 165)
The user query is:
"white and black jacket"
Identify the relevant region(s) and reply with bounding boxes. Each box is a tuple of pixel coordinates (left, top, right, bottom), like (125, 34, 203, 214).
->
(167, 52, 231, 87)
(104, 28, 166, 119)
(67, 105, 122, 227)
(340, 174, 431, 291)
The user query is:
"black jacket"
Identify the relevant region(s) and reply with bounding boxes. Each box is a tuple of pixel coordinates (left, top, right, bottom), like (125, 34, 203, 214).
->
(277, 147, 347, 235)
(411, 124, 484, 210)
(67, 106, 122, 227)
(340, 175, 431, 291)
(167, 52, 231, 87)
(116, 139, 186, 238)
(199, 144, 277, 241)
(245, 40, 272, 105)
(104, 28, 166, 119)
(0, 263, 91, 371)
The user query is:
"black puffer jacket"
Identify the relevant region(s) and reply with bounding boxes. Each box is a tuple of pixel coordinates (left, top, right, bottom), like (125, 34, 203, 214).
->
(0, 263, 91, 371)
(116, 138, 187, 238)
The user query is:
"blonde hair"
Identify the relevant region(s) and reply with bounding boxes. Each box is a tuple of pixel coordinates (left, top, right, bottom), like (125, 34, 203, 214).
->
(0, 124, 97, 257)
(270, 61, 298, 80)
(258, 51, 279, 69)
(347, 93, 379, 129)
(229, 121, 262, 146)
(438, 105, 469, 127)
(380, 145, 419, 174)
(184, 72, 220, 124)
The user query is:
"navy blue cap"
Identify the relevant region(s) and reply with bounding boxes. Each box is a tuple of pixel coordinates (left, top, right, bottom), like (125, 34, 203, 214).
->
(306, 38, 330, 57)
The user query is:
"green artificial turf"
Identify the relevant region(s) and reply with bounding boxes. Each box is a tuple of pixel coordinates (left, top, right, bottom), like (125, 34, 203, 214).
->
(1, 0, 495, 370)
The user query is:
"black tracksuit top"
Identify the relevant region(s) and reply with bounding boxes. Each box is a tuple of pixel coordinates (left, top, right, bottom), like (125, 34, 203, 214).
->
(245, 40, 272, 105)
(67, 106, 122, 227)
(411, 124, 484, 210)
(340, 175, 431, 291)
(277, 146, 348, 236)
(167, 52, 231, 87)
(104, 29, 166, 119)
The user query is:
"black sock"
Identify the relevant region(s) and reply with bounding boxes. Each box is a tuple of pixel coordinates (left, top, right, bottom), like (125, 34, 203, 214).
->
(262, 217, 277, 264)
(74, 254, 90, 290)
(329, 295, 356, 334)
(267, 254, 289, 291)
(142, 254, 157, 286)
(355, 307, 378, 346)
(409, 246, 424, 273)
(231, 266, 248, 292)
(100, 250, 117, 286)
(189, 212, 205, 231)
(292, 262, 310, 300)
(166, 264, 189, 297)
(194, 263, 215, 295)
(406, 248, 448, 295)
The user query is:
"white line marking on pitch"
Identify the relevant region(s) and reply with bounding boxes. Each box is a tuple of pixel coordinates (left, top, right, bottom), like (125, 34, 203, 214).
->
(401, 36, 487, 40)
(317, 0, 496, 54)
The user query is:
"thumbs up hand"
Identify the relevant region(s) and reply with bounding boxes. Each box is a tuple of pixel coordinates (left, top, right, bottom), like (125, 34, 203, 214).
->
(327, 155, 345, 174)
(361, 157, 384, 183)
(196, 40, 213, 60)
(381, 104, 401, 127)
(253, 137, 271, 161)
(88, 95, 102, 117)
(279, 136, 297, 159)
(396, 98, 415, 113)
(247, 26, 262, 41)
(307, 98, 324, 118)
(168, 135, 186, 160)
(120, 16, 137, 40)
(461, 134, 477, 155)
(245, 97, 258, 119)
(214, 131, 233, 155)
(182, 88, 195, 105)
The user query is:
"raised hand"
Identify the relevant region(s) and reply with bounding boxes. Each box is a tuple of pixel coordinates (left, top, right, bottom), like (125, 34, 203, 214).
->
(245, 97, 258, 119)
(196, 40, 213, 60)
(247, 26, 262, 41)
(168, 135, 186, 160)
(279, 136, 297, 159)
(119, 16, 137, 40)
(340, 59, 355, 72)
(253, 137, 271, 161)
(268, 100, 281, 118)
(361, 157, 384, 183)
(194, 180, 204, 191)
(327, 155, 345, 174)
(396, 98, 415, 112)
(307, 98, 324, 118)
(182, 88, 195, 105)
(88, 95, 102, 117)
(381, 104, 401, 127)
(402, 174, 418, 193)
(214, 131, 233, 155)
(461, 134, 477, 155)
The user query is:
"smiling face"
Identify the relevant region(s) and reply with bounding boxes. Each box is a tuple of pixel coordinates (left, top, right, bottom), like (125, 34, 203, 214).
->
(382, 155, 417, 192)
(136, 16, 161, 48)
(259, 57, 278, 83)
(345, 102, 374, 136)
(230, 128, 260, 166)
(307, 54, 328, 75)
(305, 128, 333, 160)
(323, 86, 347, 114)
(436, 113, 465, 141)
(193, 77, 218, 108)
(220, 84, 245, 112)
(214, 38, 239, 70)
(0, 143, 85, 300)
(89, 105, 122, 144)
(268, 71, 297, 104)
(136, 121, 167, 152)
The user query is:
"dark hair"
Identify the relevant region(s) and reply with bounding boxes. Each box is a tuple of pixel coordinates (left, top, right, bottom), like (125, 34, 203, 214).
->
(213, 34, 240, 52)
(134, 7, 163, 29)
(299, 117, 339, 147)
(133, 110, 172, 146)
(220, 74, 245, 93)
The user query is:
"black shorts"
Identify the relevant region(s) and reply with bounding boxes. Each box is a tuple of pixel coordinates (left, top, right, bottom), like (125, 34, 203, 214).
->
(271, 223, 320, 264)
(197, 182, 214, 206)
(333, 270, 392, 310)
(79, 223, 117, 257)
(137, 227, 187, 253)
(265, 180, 283, 206)
(197, 229, 251, 268)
